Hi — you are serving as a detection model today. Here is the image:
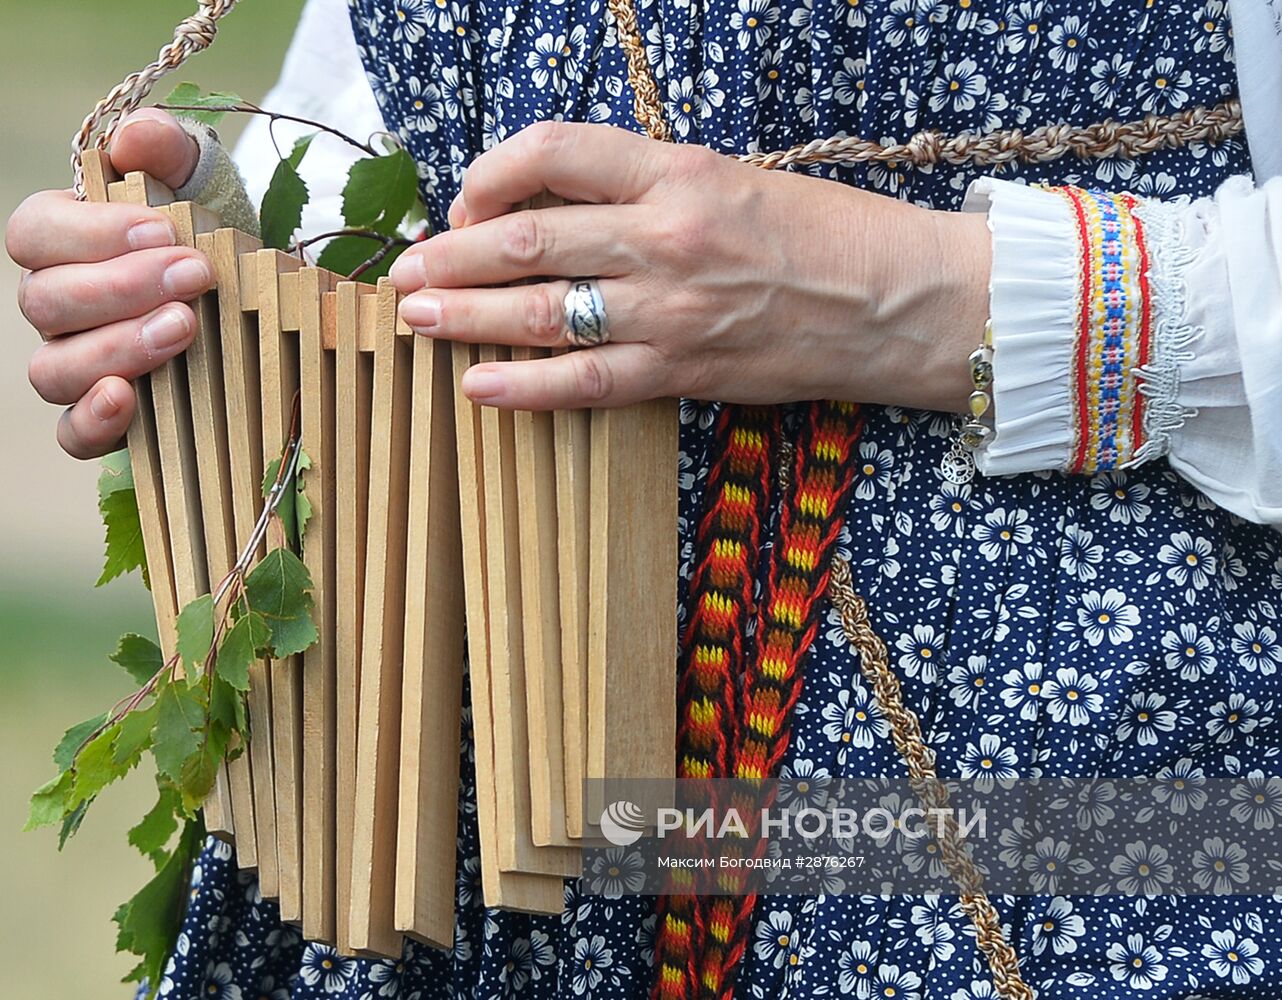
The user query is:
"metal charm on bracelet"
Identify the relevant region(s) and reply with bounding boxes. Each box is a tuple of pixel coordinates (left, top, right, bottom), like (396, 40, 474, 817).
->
(940, 320, 995, 486)
(563, 278, 610, 347)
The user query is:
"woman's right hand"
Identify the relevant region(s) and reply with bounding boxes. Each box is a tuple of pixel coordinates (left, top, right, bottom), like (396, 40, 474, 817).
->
(4, 108, 214, 459)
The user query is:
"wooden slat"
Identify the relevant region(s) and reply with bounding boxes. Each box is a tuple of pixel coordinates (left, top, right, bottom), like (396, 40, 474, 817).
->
(80, 147, 116, 204)
(209, 227, 267, 872)
(588, 403, 679, 806)
(256, 249, 306, 921)
(83, 154, 180, 675)
(108, 179, 207, 641)
(109, 171, 174, 209)
(395, 332, 465, 946)
(350, 281, 414, 957)
(478, 345, 580, 878)
(299, 270, 339, 944)
(107, 177, 230, 836)
(554, 407, 591, 838)
(452, 343, 564, 912)
(334, 281, 376, 951)
(512, 348, 574, 847)
(167, 203, 235, 839)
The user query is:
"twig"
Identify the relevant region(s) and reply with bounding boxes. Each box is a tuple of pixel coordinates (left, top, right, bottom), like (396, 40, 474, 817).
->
(157, 101, 379, 157)
(349, 240, 407, 281)
(287, 229, 412, 253)
(287, 229, 414, 281)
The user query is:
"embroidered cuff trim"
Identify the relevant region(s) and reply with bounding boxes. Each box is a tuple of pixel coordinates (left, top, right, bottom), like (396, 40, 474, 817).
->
(1054, 186, 1154, 474)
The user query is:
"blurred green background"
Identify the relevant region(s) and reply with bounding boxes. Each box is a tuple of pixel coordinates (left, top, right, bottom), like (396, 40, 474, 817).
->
(0, 2, 305, 995)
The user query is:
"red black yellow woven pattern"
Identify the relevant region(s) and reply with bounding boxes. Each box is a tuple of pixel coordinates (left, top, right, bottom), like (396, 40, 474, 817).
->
(652, 400, 865, 1000)
(704, 399, 865, 1000)
(652, 404, 779, 1000)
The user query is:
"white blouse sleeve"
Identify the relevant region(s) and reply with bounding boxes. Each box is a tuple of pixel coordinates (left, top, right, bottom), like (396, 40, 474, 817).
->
(230, 0, 386, 237)
(962, 174, 1282, 528)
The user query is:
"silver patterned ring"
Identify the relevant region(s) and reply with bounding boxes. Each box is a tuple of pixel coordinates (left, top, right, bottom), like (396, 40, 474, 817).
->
(562, 278, 610, 347)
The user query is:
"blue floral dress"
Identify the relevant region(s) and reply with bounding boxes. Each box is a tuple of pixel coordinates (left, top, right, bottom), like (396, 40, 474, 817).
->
(154, 0, 1282, 997)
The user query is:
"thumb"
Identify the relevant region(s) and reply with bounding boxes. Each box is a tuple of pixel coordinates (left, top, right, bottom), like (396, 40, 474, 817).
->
(110, 108, 202, 191)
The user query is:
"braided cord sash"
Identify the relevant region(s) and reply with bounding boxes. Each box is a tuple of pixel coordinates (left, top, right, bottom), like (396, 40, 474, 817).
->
(653, 406, 779, 999)
(701, 401, 866, 1000)
(828, 559, 1035, 1000)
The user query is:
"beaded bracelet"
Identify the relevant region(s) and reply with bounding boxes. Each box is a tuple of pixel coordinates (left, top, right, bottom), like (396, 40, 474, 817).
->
(941, 320, 994, 485)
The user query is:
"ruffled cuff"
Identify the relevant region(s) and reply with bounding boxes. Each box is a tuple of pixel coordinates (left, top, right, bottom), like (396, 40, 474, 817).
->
(174, 119, 261, 238)
(962, 178, 1076, 476)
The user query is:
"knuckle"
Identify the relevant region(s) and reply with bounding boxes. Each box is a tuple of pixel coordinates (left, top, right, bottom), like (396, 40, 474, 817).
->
(420, 237, 456, 286)
(28, 344, 68, 404)
(17, 273, 54, 331)
(4, 205, 34, 265)
(56, 413, 95, 461)
(658, 213, 706, 262)
(522, 285, 562, 344)
(5, 191, 58, 264)
(572, 349, 613, 403)
(669, 143, 720, 184)
(501, 212, 547, 268)
(524, 120, 569, 160)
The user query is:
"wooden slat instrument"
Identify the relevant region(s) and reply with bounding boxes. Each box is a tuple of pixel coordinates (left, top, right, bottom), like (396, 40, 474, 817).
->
(80, 150, 678, 955)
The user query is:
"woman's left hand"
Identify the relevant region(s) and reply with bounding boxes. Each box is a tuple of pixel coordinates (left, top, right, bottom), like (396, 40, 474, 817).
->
(389, 121, 991, 412)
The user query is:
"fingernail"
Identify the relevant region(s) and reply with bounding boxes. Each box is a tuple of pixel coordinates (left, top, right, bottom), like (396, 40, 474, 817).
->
(162, 258, 211, 298)
(118, 107, 172, 133)
(463, 368, 505, 401)
(389, 252, 428, 288)
(127, 219, 176, 251)
(401, 294, 441, 332)
(90, 384, 122, 422)
(448, 192, 467, 228)
(140, 306, 191, 358)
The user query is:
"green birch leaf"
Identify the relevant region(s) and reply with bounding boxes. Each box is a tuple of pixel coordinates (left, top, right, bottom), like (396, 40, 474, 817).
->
(261, 449, 313, 545)
(295, 450, 314, 540)
(53, 712, 108, 773)
(341, 148, 420, 235)
(25, 771, 73, 831)
(176, 594, 215, 672)
(244, 548, 317, 657)
(58, 799, 90, 849)
(260, 157, 309, 250)
(315, 233, 408, 283)
(295, 490, 314, 541)
(179, 740, 221, 813)
(113, 702, 159, 768)
(110, 633, 164, 687)
(98, 488, 146, 588)
(209, 676, 248, 735)
(72, 723, 129, 802)
(97, 452, 145, 588)
(116, 818, 202, 993)
(162, 82, 243, 126)
(261, 456, 297, 546)
(216, 612, 263, 692)
(152, 684, 203, 784)
(287, 133, 316, 170)
(128, 787, 181, 867)
(98, 449, 134, 498)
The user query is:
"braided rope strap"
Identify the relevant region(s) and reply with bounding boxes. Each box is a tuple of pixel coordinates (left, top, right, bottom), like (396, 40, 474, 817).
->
(828, 558, 1035, 1000)
(71, 0, 241, 199)
(738, 99, 1242, 171)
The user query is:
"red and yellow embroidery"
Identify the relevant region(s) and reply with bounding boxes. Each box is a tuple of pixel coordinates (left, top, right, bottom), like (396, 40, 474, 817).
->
(1055, 186, 1154, 473)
